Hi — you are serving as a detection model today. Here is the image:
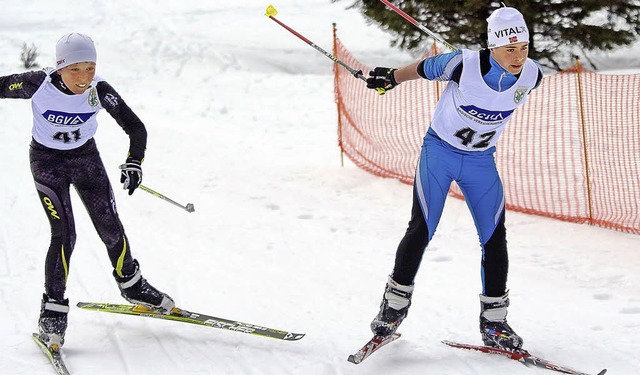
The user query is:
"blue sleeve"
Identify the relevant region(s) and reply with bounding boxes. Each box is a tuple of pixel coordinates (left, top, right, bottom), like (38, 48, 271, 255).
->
(419, 50, 463, 81)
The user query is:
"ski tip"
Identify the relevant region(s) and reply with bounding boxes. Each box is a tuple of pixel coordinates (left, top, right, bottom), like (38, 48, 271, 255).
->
(32, 332, 46, 345)
(597, 370, 607, 375)
(347, 354, 361, 364)
(31, 332, 41, 344)
(284, 333, 305, 341)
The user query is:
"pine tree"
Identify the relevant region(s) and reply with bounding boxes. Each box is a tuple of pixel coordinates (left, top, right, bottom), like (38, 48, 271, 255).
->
(335, 0, 640, 70)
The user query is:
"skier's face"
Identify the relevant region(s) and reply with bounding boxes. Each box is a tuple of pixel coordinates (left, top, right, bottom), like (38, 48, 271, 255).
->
(491, 42, 529, 75)
(57, 62, 96, 94)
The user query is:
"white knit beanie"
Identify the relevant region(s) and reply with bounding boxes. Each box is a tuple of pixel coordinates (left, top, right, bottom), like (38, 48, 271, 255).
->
(56, 33, 97, 70)
(486, 7, 529, 48)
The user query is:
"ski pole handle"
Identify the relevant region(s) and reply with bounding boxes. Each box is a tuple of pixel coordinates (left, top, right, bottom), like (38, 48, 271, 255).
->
(138, 184, 195, 213)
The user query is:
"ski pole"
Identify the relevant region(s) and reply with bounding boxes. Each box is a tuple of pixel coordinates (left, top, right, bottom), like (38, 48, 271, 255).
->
(265, 5, 369, 82)
(138, 184, 195, 213)
(378, 0, 458, 52)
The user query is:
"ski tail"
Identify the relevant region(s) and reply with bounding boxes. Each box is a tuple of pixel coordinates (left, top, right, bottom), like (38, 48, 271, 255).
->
(348, 333, 401, 364)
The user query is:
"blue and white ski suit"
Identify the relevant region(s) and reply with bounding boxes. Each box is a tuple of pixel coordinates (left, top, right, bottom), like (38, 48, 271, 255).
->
(392, 49, 543, 297)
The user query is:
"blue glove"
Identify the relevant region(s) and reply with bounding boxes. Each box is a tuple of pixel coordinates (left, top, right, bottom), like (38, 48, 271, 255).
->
(119, 158, 142, 195)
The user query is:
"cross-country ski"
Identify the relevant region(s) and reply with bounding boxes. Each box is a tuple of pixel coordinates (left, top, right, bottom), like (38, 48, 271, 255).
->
(347, 333, 401, 364)
(443, 340, 607, 375)
(77, 302, 305, 341)
(32, 333, 71, 375)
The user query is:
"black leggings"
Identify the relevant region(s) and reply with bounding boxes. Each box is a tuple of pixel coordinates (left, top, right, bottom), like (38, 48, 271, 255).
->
(30, 139, 135, 300)
(391, 185, 509, 297)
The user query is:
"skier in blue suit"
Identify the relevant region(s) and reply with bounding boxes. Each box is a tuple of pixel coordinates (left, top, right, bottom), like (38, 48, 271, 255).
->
(365, 6, 544, 350)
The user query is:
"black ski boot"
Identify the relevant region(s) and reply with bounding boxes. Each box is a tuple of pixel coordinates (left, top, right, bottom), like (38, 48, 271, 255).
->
(370, 276, 414, 337)
(479, 292, 524, 351)
(37, 294, 69, 350)
(114, 260, 175, 314)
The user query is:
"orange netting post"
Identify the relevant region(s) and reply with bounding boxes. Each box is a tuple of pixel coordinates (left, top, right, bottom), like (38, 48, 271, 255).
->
(333, 23, 345, 167)
(574, 57, 594, 225)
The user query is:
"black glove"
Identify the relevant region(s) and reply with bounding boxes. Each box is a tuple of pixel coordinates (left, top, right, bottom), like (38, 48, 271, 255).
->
(119, 157, 142, 195)
(366, 67, 398, 93)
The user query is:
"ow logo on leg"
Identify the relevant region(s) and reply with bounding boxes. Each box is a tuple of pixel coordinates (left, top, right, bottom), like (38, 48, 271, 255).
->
(43, 196, 60, 220)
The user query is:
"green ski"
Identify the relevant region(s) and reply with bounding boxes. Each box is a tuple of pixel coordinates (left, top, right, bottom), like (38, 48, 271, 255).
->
(76, 302, 304, 341)
(32, 333, 71, 375)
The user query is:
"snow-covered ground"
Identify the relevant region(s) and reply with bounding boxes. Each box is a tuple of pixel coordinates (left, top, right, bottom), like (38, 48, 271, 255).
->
(1, 1, 639, 374)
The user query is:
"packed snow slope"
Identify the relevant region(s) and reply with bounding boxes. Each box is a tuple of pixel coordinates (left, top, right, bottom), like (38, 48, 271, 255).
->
(1, 1, 639, 374)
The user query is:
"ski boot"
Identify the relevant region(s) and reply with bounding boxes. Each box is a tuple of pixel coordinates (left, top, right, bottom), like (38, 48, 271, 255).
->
(37, 294, 69, 350)
(370, 276, 414, 337)
(114, 259, 175, 314)
(479, 292, 524, 351)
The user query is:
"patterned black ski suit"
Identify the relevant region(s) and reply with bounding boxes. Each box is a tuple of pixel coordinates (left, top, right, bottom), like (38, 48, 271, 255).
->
(0, 69, 146, 300)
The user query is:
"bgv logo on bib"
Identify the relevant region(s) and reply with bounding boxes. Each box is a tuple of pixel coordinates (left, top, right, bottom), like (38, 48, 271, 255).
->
(42, 110, 94, 126)
(458, 105, 514, 124)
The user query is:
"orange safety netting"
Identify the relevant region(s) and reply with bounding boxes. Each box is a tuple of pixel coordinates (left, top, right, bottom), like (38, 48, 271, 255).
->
(333, 31, 640, 235)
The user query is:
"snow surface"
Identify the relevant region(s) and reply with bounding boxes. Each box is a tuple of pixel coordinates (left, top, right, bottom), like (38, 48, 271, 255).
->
(1, 1, 639, 374)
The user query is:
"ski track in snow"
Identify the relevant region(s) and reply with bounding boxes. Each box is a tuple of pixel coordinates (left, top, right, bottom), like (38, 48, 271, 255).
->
(1, 1, 640, 374)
